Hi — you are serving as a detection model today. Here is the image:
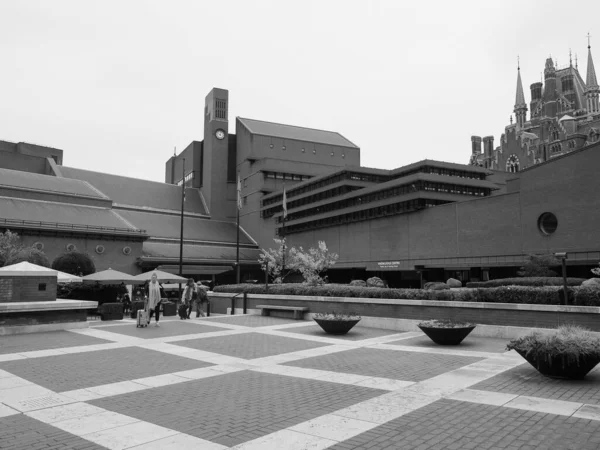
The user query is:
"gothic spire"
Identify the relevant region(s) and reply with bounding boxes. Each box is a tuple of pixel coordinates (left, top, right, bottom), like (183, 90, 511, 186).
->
(586, 35, 598, 88)
(515, 63, 526, 107)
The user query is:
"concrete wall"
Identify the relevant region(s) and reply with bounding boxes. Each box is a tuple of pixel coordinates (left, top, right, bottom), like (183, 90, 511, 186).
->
(0, 275, 57, 302)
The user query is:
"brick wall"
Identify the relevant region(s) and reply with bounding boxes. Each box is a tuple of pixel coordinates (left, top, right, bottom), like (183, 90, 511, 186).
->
(0, 275, 57, 302)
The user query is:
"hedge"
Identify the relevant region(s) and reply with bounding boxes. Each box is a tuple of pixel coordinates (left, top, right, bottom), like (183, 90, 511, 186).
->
(466, 277, 586, 288)
(213, 284, 600, 306)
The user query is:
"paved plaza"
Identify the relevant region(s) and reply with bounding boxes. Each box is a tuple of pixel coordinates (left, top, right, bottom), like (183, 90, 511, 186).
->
(1, 315, 599, 449)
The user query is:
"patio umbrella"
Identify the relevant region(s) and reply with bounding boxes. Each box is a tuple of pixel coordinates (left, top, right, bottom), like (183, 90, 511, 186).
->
(0, 261, 83, 283)
(82, 268, 140, 285)
(132, 269, 188, 284)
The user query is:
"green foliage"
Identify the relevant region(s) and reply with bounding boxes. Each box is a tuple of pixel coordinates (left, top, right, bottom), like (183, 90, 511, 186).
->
(52, 251, 96, 276)
(467, 277, 586, 288)
(0, 230, 25, 267)
(517, 254, 560, 277)
(98, 302, 124, 320)
(314, 311, 361, 321)
(57, 282, 122, 306)
(258, 238, 289, 284)
(214, 283, 600, 306)
(506, 325, 600, 365)
(6, 247, 51, 267)
(418, 319, 475, 328)
(288, 241, 339, 286)
(592, 262, 600, 277)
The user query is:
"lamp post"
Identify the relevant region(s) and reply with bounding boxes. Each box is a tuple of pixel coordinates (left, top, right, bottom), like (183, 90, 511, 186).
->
(178, 158, 185, 303)
(555, 252, 568, 305)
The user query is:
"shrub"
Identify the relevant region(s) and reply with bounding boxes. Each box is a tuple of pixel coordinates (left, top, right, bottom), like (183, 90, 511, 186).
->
(366, 277, 386, 288)
(418, 319, 475, 328)
(350, 280, 366, 287)
(214, 283, 600, 306)
(506, 325, 600, 366)
(314, 311, 361, 321)
(467, 277, 586, 288)
(57, 282, 122, 306)
(52, 251, 96, 276)
(517, 254, 560, 277)
(5, 247, 51, 267)
(98, 302, 124, 321)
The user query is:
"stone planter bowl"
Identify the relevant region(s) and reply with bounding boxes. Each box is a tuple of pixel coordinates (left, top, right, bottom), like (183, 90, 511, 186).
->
(418, 325, 476, 345)
(514, 349, 600, 380)
(314, 318, 361, 335)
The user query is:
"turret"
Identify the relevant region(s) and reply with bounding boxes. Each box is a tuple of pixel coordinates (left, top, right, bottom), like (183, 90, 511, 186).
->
(530, 82, 543, 119)
(543, 58, 557, 117)
(471, 136, 482, 155)
(514, 65, 528, 129)
(483, 136, 494, 157)
(585, 37, 599, 114)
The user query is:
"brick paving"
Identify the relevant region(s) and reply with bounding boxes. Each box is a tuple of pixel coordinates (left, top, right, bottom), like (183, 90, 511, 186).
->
(91, 370, 385, 447)
(285, 324, 401, 341)
(92, 320, 225, 339)
(1, 318, 599, 449)
(0, 414, 106, 449)
(285, 347, 483, 381)
(391, 335, 509, 353)
(327, 399, 600, 450)
(472, 362, 600, 405)
(173, 331, 329, 359)
(0, 331, 109, 355)
(201, 315, 299, 327)
(1, 347, 212, 392)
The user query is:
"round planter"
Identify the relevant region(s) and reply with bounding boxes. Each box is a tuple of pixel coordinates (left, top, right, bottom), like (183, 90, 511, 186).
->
(418, 325, 476, 345)
(514, 349, 600, 380)
(314, 318, 360, 335)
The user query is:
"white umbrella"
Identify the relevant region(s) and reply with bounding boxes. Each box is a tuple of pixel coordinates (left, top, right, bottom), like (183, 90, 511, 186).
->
(132, 270, 188, 284)
(82, 268, 140, 285)
(0, 261, 83, 283)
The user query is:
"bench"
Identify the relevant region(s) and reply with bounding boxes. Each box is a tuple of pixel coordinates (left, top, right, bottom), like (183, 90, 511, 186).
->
(256, 305, 309, 320)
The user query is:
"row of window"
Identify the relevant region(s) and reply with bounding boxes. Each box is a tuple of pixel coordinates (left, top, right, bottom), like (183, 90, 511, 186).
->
(176, 171, 194, 186)
(262, 185, 362, 218)
(263, 171, 312, 182)
(278, 199, 451, 235)
(262, 167, 487, 207)
(266, 143, 346, 158)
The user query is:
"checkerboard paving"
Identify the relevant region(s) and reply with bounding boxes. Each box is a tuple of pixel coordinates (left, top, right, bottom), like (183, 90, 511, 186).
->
(0, 330, 110, 355)
(0, 315, 599, 449)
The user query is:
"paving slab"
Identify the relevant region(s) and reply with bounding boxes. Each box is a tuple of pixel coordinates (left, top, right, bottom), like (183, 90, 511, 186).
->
(0, 347, 212, 392)
(284, 324, 404, 341)
(0, 330, 110, 355)
(200, 315, 301, 327)
(172, 331, 330, 360)
(94, 320, 226, 339)
(391, 334, 509, 353)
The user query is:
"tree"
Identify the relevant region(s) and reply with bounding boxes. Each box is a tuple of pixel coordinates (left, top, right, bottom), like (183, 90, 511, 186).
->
(592, 263, 600, 277)
(258, 238, 289, 284)
(0, 230, 24, 267)
(517, 254, 560, 277)
(288, 241, 339, 286)
(6, 247, 51, 267)
(52, 251, 96, 276)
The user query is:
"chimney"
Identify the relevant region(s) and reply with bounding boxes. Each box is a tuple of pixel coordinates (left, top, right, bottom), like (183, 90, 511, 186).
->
(482, 136, 494, 157)
(471, 136, 482, 155)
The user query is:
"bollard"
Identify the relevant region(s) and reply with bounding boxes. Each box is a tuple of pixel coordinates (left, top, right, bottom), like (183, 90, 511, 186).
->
(231, 295, 235, 315)
(243, 292, 247, 314)
(206, 300, 211, 317)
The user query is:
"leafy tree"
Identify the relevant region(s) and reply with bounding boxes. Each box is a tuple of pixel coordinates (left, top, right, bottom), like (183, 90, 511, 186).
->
(0, 230, 24, 267)
(288, 241, 339, 286)
(6, 247, 51, 267)
(517, 254, 560, 277)
(52, 251, 96, 276)
(258, 238, 289, 284)
(592, 263, 600, 277)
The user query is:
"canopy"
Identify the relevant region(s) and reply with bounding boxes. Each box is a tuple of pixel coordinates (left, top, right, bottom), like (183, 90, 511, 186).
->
(0, 261, 82, 283)
(82, 268, 140, 285)
(132, 269, 188, 284)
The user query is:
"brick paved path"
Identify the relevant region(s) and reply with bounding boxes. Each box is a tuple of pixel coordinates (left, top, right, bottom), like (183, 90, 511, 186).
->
(0, 315, 599, 449)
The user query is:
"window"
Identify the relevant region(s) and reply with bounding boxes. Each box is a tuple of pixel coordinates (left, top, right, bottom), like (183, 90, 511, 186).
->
(538, 212, 558, 235)
(506, 154, 520, 173)
(38, 283, 46, 291)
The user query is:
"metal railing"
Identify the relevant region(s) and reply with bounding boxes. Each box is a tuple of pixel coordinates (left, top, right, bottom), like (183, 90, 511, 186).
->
(0, 217, 147, 235)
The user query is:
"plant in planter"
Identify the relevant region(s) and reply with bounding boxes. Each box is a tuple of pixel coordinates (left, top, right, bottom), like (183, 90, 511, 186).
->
(98, 302, 124, 321)
(417, 319, 476, 345)
(506, 325, 600, 380)
(314, 312, 361, 335)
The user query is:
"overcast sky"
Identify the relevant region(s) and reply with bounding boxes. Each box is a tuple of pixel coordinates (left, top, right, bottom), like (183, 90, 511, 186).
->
(1, 1, 598, 182)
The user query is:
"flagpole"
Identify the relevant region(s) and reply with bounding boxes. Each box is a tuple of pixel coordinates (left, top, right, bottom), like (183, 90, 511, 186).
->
(178, 157, 185, 302)
(281, 184, 287, 280)
(236, 173, 241, 284)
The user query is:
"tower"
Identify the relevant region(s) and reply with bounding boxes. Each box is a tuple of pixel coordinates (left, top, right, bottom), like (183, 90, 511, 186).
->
(542, 58, 557, 118)
(585, 36, 599, 114)
(202, 88, 233, 219)
(514, 64, 528, 129)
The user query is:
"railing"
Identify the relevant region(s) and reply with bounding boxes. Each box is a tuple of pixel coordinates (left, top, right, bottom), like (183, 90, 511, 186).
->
(0, 217, 147, 235)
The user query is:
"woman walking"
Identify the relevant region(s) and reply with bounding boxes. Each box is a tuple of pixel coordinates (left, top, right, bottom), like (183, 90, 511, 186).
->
(181, 278, 197, 320)
(146, 273, 164, 327)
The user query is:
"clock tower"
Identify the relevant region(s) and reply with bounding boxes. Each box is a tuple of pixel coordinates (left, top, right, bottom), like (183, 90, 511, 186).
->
(202, 87, 232, 219)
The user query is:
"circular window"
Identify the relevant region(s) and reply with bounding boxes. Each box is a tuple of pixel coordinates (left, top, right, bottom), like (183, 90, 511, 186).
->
(33, 242, 44, 251)
(538, 212, 558, 235)
(66, 243, 76, 252)
(122, 246, 132, 255)
(95, 245, 105, 254)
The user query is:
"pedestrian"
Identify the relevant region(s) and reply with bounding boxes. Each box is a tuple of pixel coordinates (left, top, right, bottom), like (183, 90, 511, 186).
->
(195, 282, 208, 317)
(146, 273, 164, 327)
(181, 278, 197, 320)
(122, 292, 131, 315)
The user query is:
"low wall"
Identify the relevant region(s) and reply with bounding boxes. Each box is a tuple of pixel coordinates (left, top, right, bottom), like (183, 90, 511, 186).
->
(208, 292, 600, 336)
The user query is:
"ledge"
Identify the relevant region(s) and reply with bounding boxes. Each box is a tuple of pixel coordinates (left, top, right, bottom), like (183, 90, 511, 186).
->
(0, 299, 98, 313)
(208, 292, 600, 314)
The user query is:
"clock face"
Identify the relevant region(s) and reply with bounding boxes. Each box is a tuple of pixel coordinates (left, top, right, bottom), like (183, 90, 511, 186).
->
(215, 129, 225, 140)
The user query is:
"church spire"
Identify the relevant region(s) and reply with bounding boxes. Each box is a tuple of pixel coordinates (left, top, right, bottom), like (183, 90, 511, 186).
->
(585, 33, 599, 114)
(514, 59, 528, 128)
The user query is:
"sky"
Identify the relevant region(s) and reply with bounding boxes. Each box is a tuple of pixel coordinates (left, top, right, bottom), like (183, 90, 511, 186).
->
(1, 0, 598, 182)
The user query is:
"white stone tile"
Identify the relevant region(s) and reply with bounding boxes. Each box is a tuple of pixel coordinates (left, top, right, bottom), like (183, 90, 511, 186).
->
(354, 377, 415, 391)
(0, 353, 26, 362)
(60, 389, 104, 402)
(447, 389, 518, 406)
(86, 381, 148, 397)
(314, 371, 372, 385)
(0, 403, 19, 418)
(128, 433, 227, 449)
(0, 369, 15, 379)
(333, 399, 414, 424)
(504, 395, 583, 416)
(0, 376, 34, 390)
(171, 367, 224, 380)
(230, 429, 336, 450)
(132, 373, 189, 388)
(17, 349, 67, 359)
(290, 414, 376, 441)
(4, 393, 76, 412)
(26, 402, 105, 424)
(54, 410, 140, 435)
(84, 420, 179, 449)
(200, 355, 246, 365)
(573, 404, 600, 421)
(376, 389, 441, 409)
(201, 364, 246, 374)
(0, 385, 54, 403)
